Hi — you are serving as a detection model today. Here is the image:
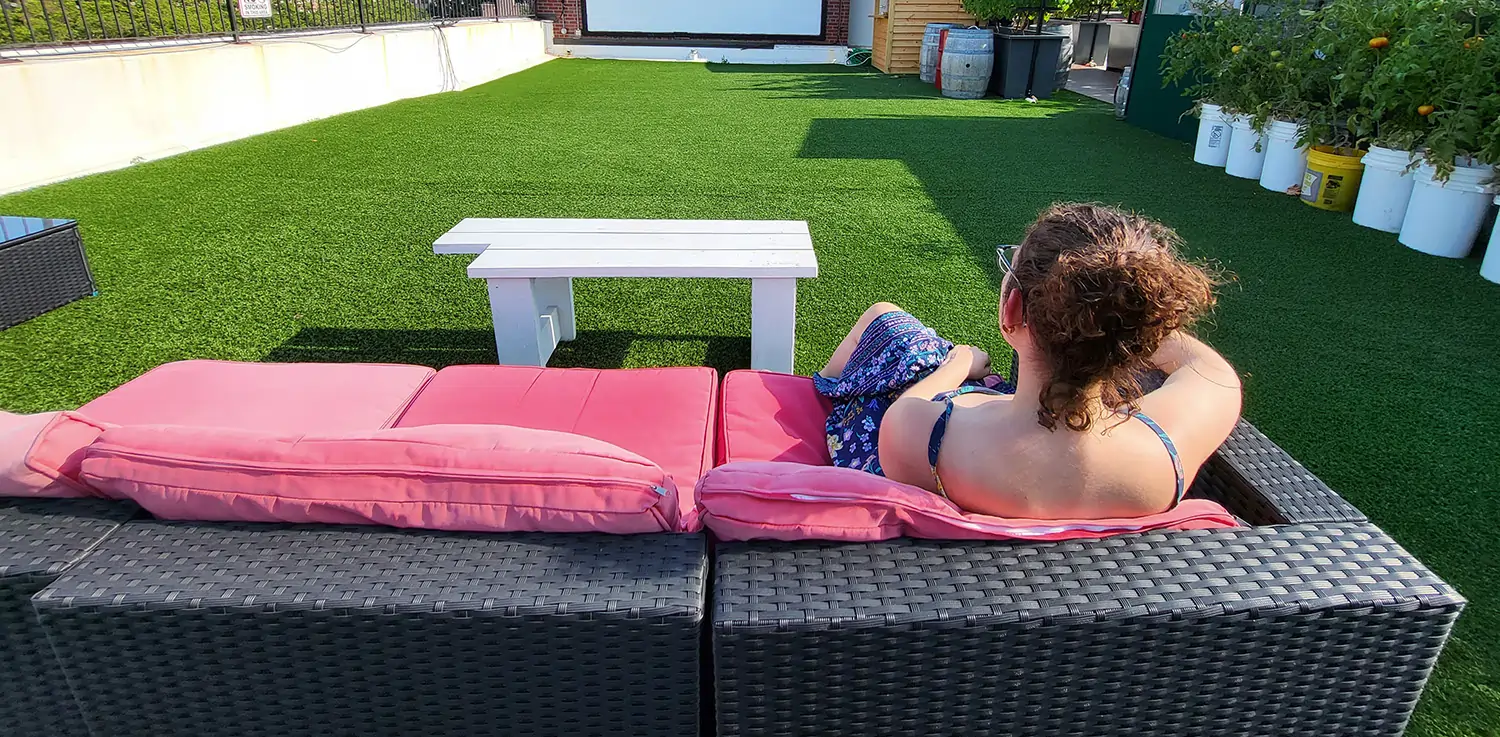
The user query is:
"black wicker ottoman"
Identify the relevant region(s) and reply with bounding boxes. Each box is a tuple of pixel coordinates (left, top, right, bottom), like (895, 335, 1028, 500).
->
(0, 216, 96, 329)
(34, 521, 707, 737)
(712, 421, 1465, 737)
(0, 498, 136, 737)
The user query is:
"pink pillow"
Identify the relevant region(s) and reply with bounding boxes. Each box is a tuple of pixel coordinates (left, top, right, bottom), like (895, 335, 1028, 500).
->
(698, 462, 1239, 542)
(80, 424, 697, 534)
(0, 411, 114, 498)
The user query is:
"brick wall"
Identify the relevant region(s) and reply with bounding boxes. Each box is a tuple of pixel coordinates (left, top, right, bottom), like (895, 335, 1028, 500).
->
(538, 0, 849, 44)
(824, 0, 849, 45)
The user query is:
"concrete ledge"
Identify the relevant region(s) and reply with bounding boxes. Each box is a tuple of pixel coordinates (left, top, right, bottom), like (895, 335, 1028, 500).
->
(550, 43, 849, 64)
(1, 20, 554, 194)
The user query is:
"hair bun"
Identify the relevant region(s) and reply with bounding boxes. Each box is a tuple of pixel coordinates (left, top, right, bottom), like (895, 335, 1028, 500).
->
(1014, 204, 1218, 431)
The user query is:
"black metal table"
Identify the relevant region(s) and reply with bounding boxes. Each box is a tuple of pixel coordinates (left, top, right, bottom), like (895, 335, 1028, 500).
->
(0, 216, 96, 329)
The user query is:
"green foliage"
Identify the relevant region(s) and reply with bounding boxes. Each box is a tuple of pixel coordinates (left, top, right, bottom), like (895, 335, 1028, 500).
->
(1160, 1, 1251, 111)
(1161, 0, 1500, 168)
(962, 0, 1024, 24)
(2, 0, 429, 46)
(962, 0, 1062, 27)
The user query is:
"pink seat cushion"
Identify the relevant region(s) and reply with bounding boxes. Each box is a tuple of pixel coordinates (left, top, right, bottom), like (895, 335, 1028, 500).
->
(78, 360, 435, 432)
(719, 370, 831, 465)
(0, 411, 114, 498)
(395, 365, 718, 525)
(81, 424, 687, 534)
(710, 370, 1239, 542)
(699, 462, 1239, 542)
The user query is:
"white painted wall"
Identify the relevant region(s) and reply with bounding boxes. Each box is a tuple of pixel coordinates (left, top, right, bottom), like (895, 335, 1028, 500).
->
(848, 0, 876, 47)
(584, 0, 823, 36)
(550, 43, 848, 65)
(0, 20, 552, 195)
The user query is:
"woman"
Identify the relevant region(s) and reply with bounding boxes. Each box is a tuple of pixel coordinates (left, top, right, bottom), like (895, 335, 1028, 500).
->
(816, 203, 1242, 519)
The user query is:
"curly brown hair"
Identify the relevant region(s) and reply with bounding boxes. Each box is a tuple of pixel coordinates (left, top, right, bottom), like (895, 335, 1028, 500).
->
(1009, 203, 1218, 432)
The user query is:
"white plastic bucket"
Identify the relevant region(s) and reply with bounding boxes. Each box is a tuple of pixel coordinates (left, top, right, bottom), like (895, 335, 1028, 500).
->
(1352, 146, 1417, 233)
(1224, 116, 1266, 180)
(1398, 159, 1495, 258)
(1193, 103, 1231, 167)
(1482, 195, 1500, 285)
(1258, 119, 1308, 193)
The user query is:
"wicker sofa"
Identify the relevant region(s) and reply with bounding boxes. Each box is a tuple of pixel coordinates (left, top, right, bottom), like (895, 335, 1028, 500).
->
(1, 364, 1463, 737)
(5, 359, 719, 737)
(0, 498, 136, 737)
(710, 371, 1464, 737)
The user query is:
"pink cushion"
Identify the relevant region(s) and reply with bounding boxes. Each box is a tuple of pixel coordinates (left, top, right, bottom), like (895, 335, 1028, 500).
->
(719, 370, 831, 465)
(0, 411, 114, 498)
(78, 360, 435, 432)
(395, 365, 718, 527)
(80, 424, 688, 534)
(699, 462, 1239, 542)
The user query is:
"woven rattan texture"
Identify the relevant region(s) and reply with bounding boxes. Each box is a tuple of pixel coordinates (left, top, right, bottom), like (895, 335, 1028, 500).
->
(0, 225, 95, 329)
(0, 498, 135, 737)
(1193, 421, 1366, 524)
(36, 522, 707, 737)
(714, 524, 1462, 737)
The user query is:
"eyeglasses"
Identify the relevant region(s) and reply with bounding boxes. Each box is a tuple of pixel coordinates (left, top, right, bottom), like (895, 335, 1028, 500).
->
(996, 245, 1018, 275)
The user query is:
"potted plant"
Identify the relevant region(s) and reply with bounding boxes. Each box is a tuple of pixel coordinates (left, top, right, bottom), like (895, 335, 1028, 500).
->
(1251, 3, 1321, 193)
(964, 0, 1069, 98)
(1161, 2, 1240, 167)
(1382, 0, 1497, 257)
(1294, 0, 1422, 229)
(1477, 31, 1500, 282)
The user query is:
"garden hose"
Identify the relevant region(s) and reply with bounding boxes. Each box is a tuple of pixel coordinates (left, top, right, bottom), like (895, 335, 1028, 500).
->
(845, 47, 872, 66)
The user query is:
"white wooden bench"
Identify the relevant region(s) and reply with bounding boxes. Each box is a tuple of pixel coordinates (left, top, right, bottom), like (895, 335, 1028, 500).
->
(434, 218, 819, 373)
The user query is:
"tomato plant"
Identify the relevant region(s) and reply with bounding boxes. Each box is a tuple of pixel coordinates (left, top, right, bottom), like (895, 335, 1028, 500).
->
(1160, 0, 1499, 171)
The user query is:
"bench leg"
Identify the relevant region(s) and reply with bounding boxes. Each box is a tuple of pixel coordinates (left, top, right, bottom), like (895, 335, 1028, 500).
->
(485, 278, 555, 366)
(532, 277, 576, 341)
(750, 278, 797, 374)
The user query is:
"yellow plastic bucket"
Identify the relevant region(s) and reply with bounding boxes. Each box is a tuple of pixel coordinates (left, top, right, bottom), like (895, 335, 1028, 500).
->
(1301, 146, 1365, 212)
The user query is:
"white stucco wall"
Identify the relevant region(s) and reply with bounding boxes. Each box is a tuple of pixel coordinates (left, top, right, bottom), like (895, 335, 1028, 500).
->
(583, 0, 823, 36)
(0, 20, 552, 194)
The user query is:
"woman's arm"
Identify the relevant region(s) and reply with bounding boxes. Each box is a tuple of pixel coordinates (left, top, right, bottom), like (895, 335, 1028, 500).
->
(876, 346, 990, 491)
(1136, 332, 1243, 474)
(897, 345, 988, 401)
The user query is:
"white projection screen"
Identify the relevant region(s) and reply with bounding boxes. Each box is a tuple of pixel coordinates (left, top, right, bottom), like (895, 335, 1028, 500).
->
(584, 0, 824, 36)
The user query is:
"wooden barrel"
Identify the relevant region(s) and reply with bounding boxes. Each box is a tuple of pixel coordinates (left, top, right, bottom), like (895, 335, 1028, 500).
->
(939, 29, 994, 100)
(919, 23, 965, 84)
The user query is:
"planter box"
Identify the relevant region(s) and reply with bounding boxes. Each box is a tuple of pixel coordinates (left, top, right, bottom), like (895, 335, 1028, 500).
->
(1106, 22, 1141, 71)
(990, 28, 1068, 99)
(1070, 20, 1111, 65)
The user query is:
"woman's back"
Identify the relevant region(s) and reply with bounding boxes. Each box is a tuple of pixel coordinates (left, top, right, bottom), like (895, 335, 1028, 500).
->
(934, 392, 1185, 518)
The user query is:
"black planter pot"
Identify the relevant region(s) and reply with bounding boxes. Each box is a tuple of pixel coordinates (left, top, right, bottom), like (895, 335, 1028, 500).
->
(990, 28, 1068, 99)
(1070, 20, 1111, 65)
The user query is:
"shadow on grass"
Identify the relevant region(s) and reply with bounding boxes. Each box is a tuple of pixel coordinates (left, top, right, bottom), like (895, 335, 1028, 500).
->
(265, 327, 750, 375)
(798, 112, 1112, 288)
(704, 63, 941, 100)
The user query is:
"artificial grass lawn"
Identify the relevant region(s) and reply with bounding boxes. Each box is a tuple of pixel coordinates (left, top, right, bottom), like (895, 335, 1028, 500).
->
(2, 59, 1497, 734)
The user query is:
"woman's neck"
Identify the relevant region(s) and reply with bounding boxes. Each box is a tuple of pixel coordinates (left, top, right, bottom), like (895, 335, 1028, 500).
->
(1007, 354, 1108, 425)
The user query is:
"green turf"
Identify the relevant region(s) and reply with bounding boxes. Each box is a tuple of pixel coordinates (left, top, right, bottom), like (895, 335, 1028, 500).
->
(2, 59, 1497, 735)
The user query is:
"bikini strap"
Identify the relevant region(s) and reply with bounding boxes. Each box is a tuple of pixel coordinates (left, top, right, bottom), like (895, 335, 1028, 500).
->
(1133, 411, 1186, 506)
(925, 386, 1010, 498)
(926, 398, 958, 499)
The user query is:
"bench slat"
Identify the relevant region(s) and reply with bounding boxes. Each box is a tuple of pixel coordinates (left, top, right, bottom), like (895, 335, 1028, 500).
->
(436, 232, 815, 255)
(445, 218, 810, 235)
(467, 248, 819, 279)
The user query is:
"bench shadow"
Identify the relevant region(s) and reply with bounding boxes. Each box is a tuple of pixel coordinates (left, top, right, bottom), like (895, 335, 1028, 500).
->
(702, 63, 941, 100)
(265, 327, 750, 376)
